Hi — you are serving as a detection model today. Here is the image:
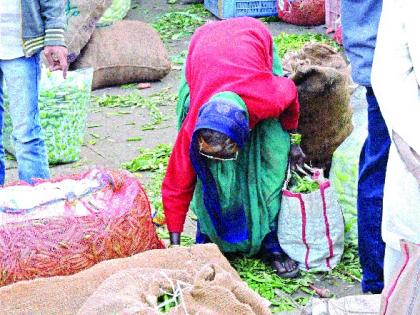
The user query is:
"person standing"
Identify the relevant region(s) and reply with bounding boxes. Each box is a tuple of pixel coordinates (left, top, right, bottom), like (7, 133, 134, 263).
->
(0, 0, 68, 185)
(371, 0, 420, 286)
(341, 0, 390, 293)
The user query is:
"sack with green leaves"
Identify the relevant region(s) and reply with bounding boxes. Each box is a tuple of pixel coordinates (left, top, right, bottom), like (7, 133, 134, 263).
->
(97, 0, 131, 27)
(3, 67, 94, 165)
(329, 128, 367, 242)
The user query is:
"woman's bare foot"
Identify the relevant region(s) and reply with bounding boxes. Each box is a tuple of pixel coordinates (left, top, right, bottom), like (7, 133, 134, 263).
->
(263, 252, 300, 278)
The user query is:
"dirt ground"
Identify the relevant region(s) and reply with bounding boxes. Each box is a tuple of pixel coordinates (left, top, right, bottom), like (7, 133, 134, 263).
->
(4, 0, 368, 307)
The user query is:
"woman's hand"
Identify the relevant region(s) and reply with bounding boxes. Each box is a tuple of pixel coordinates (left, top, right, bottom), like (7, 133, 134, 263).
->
(290, 144, 306, 171)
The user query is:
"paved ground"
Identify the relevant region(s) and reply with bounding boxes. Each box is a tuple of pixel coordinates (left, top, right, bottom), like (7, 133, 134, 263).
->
(4, 0, 368, 305)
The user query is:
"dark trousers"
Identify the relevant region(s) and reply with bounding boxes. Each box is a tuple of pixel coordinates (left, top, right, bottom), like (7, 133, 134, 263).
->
(357, 88, 390, 293)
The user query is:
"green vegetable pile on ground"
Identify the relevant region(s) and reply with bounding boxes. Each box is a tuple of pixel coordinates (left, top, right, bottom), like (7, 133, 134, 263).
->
(122, 144, 172, 172)
(152, 4, 211, 42)
(330, 241, 362, 282)
(122, 143, 172, 226)
(274, 32, 341, 58)
(230, 257, 314, 312)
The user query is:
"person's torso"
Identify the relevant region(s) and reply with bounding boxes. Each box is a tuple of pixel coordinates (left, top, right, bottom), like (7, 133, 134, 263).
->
(0, 0, 24, 60)
(341, 0, 383, 86)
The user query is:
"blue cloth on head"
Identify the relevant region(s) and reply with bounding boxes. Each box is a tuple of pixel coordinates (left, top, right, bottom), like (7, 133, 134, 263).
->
(190, 99, 250, 244)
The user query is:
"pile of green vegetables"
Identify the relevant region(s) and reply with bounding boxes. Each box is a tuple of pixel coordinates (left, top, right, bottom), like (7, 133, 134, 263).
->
(274, 32, 341, 58)
(152, 4, 211, 42)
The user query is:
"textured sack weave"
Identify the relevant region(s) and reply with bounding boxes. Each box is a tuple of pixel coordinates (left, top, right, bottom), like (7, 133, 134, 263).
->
(283, 43, 353, 171)
(65, 0, 113, 63)
(73, 20, 172, 89)
(0, 245, 270, 315)
(78, 264, 271, 315)
(278, 0, 325, 26)
(380, 241, 420, 315)
(0, 169, 164, 287)
(3, 68, 93, 164)
(278, 180, 344, 271)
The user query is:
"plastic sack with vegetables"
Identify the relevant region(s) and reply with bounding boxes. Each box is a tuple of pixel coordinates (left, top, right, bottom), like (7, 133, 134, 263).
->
(278, 164, 344, 271)
(3, 67, 93, 165)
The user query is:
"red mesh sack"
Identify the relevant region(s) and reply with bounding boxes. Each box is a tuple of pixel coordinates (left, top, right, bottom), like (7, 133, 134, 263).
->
(277, 0, 325, 26)
(0, 169, 164, 287)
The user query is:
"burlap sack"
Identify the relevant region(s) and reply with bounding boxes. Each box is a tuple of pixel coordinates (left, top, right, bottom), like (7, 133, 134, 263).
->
(284, 43, 353, 172)
(0, 244, 270, 315)
(379, 240, 420, 315)
(65, 0, 113, 63)
(78, 264, 271, 315)
(72, 20, 172, 89)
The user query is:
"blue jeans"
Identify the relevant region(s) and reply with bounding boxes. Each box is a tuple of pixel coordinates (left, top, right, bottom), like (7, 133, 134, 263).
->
(0, 54, 49, 185)
(357, 88, 390, 293)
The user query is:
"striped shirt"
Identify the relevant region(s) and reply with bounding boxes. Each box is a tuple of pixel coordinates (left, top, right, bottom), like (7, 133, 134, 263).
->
(0, 0, 24, 60)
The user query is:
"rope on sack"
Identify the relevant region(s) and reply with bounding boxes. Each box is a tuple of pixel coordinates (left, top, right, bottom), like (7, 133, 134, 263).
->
(156, 270, 192, 315)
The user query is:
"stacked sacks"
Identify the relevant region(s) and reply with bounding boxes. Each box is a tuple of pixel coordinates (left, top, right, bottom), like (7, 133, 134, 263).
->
(65, 1, 171, 89)
(65, 0, 113, 63)
(72, 21, 172, 89)
(283, 42, 353, 171)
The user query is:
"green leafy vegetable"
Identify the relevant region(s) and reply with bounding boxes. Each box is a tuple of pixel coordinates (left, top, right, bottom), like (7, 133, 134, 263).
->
(152, 4, 211, 42)
(274, 32, 341, 58)
(288, 171, 320, 193)
(122, 144, 172, 172)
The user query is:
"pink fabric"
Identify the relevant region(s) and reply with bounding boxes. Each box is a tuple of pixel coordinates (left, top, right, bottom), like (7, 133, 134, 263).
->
(382, 243, 410, 315)
(320, 181, 334, 268)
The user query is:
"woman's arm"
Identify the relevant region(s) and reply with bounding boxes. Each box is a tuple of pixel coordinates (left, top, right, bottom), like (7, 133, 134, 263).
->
(162, 127, 197, 243)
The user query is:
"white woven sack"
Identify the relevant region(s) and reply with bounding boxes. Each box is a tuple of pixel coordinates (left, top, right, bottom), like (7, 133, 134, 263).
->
(278, 180, 345, 271)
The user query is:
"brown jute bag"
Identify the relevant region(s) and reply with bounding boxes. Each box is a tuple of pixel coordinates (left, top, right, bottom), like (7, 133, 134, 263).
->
(72, 20, 172, 89)
(284, 43, 353, 172)
(65, 0, 113, 63)
(380, 240, 420, 315)
(77, 264, 271, 315)
(0, 245, 270, 315)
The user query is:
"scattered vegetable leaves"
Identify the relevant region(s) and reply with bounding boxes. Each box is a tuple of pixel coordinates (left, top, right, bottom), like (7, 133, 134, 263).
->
(230, 257, 315, 312)
(122, 144, 172, 172)
(152, 4, 211, 42)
